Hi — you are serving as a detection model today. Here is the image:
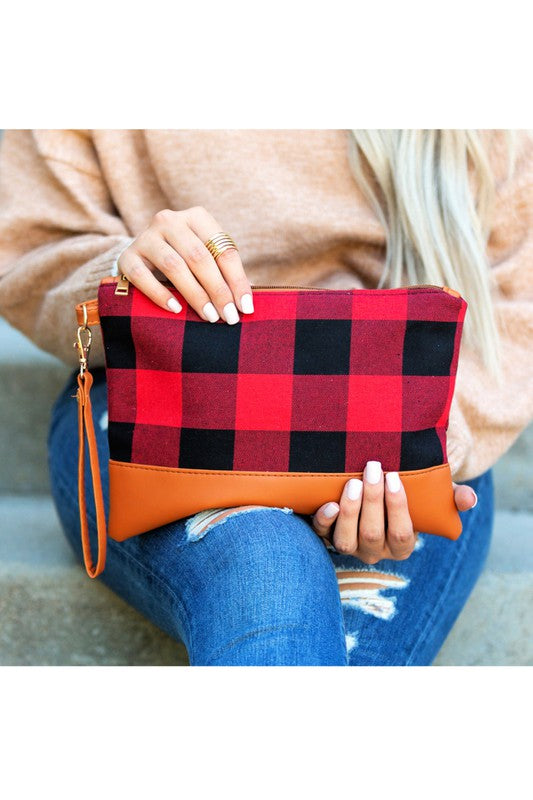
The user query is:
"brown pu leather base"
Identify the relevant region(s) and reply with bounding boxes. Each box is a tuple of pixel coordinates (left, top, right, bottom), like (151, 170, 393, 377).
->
(107, 460, 462, 542)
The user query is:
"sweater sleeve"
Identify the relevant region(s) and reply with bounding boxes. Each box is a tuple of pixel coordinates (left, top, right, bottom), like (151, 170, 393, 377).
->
(447, 131, 533, 483)
(0, 130, 134, 367)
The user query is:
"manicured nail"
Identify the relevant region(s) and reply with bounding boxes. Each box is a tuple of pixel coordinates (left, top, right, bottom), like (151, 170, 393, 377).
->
(167, 297, 182, 314)
(347, 478, 363, 500)
(323, 502, 339, 518)
(241, 293, 254, 314)
(385, 471, 401, 493)
(364, 460, 382, 484)
(202, 302, 220, 323)
(470, 490, 478, 508)
(223, 302, 240, 325)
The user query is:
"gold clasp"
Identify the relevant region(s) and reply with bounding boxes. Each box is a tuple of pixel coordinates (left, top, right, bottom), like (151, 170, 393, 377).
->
(114, 273, 129, 295)
(73, 304, 92, 375)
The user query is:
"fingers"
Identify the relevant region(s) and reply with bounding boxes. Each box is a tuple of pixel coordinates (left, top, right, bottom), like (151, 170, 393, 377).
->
(163, 222, 240, 324)
(118, 250, 183, 314)
(311, 502, 340, 540)
(309, 463, 421, 565)
(118, 207, 254, 324)
(332, 478, 363, 554)
(384, 471, 416, 559)
(185, 206, 254, 316)
(452, 482, 478, 511)
(125, 232, 216, 321)
(357, 461, 385, 564)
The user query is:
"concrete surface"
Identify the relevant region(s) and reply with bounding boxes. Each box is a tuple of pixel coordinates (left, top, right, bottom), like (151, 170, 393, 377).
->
(0, 316, 532, 666)
(0, 496, 189, 666)
(433, 511, 533, 665)
(493, 425, 533, 513)
(0, 318, 70, 494)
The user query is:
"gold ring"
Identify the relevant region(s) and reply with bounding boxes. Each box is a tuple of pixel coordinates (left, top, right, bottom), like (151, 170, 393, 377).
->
(204, 231, 239, 261)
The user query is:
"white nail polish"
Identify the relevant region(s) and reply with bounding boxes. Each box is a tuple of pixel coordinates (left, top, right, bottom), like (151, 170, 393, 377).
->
(241, 293, 254, 314)
(323, 503, 339, 518)
(223, 302, 240, 325)
(167, 297, 182, 314)
(470, 490, 478, 508)
(385, 471, 401, 493)
(203, 302, 220, 323)
(347, 478, 363, 500)
(364, 460, 382, 484)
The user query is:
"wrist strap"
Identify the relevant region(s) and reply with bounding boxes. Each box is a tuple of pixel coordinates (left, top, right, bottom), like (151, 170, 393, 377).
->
(76, 369, 107, 578)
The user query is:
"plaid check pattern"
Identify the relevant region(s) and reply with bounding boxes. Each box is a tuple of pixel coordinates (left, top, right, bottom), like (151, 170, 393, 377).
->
(99, 284, 467, 473)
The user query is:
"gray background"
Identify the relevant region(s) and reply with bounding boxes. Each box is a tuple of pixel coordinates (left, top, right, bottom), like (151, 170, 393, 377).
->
(0, 129, 531, 665)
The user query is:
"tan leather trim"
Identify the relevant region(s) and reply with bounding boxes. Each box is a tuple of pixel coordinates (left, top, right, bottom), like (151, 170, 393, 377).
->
(76, 371, 107, 578)
(76, 298, 100, 326)
(107, 460, 462, 542)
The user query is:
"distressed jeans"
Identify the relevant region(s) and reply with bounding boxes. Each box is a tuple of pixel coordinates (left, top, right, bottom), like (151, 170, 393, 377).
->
(48, 367, 494, 666)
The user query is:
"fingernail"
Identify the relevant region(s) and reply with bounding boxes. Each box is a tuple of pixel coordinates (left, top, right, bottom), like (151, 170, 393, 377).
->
(323, 502, 339, 518)
(364, 460, 382, 484)
(167, 297, 182, 314)
(202, 302, 220, 323)
(223, 302, 240, 325)
(470, 490, 478, 508)
(241, 293, 254, 314)
(346, 478, 363, 500)
(385, 471, 401, 493)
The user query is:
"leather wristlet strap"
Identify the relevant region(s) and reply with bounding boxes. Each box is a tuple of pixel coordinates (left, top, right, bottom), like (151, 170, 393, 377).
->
(76, 369, 107, 578)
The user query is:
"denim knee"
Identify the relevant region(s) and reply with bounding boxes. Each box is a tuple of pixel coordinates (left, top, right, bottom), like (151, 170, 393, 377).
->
(178, 506, 348, 665)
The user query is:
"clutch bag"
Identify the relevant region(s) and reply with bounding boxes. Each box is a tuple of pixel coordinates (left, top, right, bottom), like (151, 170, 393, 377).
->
(73, 275, 467, 577)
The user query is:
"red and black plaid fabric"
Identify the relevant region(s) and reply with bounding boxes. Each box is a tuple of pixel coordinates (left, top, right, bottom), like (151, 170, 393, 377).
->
(98, 284, 467, 474)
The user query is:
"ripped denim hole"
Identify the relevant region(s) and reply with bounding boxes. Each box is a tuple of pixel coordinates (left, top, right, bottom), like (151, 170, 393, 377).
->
(345, 632, 359, 653)
(335, 568, 410, 621)
(185, 505, 293, 543)
(414, 534, 425, 551)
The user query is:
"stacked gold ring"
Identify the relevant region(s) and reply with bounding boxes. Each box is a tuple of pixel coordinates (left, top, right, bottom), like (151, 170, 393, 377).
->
(204, 231, 239, 260)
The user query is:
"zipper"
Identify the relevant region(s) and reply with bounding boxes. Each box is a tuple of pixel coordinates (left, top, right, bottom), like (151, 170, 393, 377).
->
(250, 283, 461, 297)
(114, 273, 130, 295)
(105, 274, 461, 299)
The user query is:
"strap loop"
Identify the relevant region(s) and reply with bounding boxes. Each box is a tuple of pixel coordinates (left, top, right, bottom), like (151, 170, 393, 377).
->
(76, 369, 107, 578)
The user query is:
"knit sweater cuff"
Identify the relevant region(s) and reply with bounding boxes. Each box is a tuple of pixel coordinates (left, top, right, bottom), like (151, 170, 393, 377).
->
(83, 237, 135, 291)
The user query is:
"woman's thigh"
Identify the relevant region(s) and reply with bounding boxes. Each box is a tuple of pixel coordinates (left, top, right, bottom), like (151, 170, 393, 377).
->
(47, 369, 348, 666)
(331, 469, 494, 666)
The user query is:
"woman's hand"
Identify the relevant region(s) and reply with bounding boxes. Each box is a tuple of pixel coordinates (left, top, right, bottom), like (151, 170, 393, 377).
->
(311, 460, 478, 564)
(117, 206, 253, 324)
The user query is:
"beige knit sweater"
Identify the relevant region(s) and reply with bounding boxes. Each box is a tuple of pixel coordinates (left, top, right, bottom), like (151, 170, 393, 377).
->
(0, 130, 531, 483)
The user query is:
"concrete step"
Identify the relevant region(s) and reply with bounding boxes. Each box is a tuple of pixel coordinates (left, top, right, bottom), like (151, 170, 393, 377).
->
(1, 316, 532, 509)
(1, 495, 531, 666)
(433, 509, 533, 666)
(493, 426, 533, 514)
(0, 362, 72, 494)
(0, 494, 188, 666)
(0, 318, 71, 494)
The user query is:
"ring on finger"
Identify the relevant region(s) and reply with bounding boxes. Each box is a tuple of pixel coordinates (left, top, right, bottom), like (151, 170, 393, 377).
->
(204, 231, 239, 261)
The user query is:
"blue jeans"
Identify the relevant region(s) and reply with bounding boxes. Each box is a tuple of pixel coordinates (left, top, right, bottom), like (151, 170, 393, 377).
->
(47, 367, 494, 666)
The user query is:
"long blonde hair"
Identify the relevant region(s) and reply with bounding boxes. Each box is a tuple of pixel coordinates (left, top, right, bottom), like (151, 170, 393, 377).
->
(347, 130, 515, 379)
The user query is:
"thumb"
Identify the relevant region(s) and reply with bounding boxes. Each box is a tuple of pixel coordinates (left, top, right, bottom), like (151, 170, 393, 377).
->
(452, 482, 478, 512)
(311, 502, 340, 538)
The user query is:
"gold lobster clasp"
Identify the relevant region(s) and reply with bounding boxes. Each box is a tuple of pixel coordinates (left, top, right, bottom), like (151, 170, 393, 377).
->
(73, 303, 92, 375)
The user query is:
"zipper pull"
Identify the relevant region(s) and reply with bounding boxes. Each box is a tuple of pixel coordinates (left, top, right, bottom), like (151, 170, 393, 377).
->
(114, 273, 129, 296)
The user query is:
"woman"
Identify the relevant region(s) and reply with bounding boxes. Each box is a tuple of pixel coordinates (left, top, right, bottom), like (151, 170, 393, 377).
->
(0, 130, 531, 665)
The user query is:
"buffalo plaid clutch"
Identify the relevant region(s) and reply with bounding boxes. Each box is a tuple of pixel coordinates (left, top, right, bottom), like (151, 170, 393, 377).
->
(74, 275, 467, 578)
